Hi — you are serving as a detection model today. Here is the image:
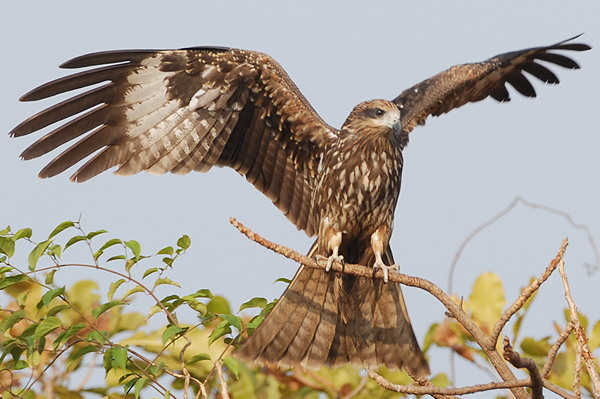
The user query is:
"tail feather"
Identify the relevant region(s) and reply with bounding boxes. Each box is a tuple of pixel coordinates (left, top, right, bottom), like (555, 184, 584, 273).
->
(235, 241, 430, 377)
(302, 277, 338, 368)
(279, 267, 330, 367)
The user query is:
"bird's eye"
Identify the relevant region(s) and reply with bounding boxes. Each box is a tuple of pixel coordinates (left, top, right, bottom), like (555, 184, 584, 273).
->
(374, 108, 385, 117)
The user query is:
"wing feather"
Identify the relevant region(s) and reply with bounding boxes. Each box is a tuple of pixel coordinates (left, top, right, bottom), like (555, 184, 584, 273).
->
(394, 35, 591, 137)
(11, 48, 338, 235)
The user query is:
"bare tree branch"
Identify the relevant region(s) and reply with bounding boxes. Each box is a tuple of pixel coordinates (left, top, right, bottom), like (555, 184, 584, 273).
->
(368, 370, 530, 396)
(543, 380, 577, 399)
(448, 196, 599, 294)
(413, 376, 461, 399)
(558, 259, 600, 396)
(541, 323, 575, 378)
(490, 238, 568, 345)
(215, 361, 230, 399)
(503, 336, 544, 399)
(231, 218, 531, 399)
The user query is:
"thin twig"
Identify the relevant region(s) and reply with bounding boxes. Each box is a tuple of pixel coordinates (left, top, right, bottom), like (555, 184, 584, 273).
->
(33, 263, 179, 327)
(490, 238, 568, 345)
(574, 341, 582, 399)
(558, 259, 600, 396)
(503, 336, 544, 399)
(543, 379, 577, 399)
(231, 218, 530, 399)
(448, 196, 599, 294)
(216, 361, 230, 399)
(340, 376, 368, 399)
(414, 376, 461, 399)
(368, 370, 530, 396)
(541, 322, 575, 378)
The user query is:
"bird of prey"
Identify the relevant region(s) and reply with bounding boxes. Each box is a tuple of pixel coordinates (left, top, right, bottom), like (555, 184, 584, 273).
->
(10, 36, 590, 377)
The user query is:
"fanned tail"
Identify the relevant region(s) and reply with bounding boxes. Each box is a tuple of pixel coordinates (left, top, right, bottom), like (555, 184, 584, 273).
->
(235, 242, 429, 377)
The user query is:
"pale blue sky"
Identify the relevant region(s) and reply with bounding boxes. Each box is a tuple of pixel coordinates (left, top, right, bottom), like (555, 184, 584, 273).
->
(1, 1, 599, 392)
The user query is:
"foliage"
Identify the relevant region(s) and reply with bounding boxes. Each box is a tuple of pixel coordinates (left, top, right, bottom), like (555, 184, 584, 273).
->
(0, 220, 598, 398)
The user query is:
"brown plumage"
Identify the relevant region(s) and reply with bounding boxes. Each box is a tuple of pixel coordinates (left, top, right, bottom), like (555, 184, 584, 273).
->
(10, 36, 590, 376)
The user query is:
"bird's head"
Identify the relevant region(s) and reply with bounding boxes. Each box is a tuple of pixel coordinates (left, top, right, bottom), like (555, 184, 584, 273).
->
(341, 99, 402, 142)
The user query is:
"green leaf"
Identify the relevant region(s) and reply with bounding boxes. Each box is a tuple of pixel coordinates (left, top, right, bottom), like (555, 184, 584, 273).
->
(20, 323, 38, 338)
(86, 229, 107, 240)
(134, 377, 148, 398)
(274, 277, 291, 284)
(94, 238, 122, 260)
(92, 300, 125, 318)
(521, 336, 552, 357)
(588, 320, 600, 351)
(68, 345, 98, 368)
(177, 235, 191, 250)
(185, 298, 208, 315)
(0, 274, 29, 290)
(469, 272, 505, 333)
(13, 228, 32, 241)
(239, 297, 267, 312)
(125, 259, 136, 273)
(45, 269, 57, 285)
(0, 236, 15, 257)
(223, 357, 239, 379)
(53, 322, 86, 350)
(64, 235, 87, 250)
(186, 353, 211, 365)
(1, 309, 27, 333)
(125, 240, 141, 261)
(430, 373, 451, 388)
(86, 330, 107, 345)
(192, 289, 213, 299)
(246, 315, 264, 330)
(48, 221, 75, 239)
(162, 325, 188, 345)
(157, 246, 173, 256)
(47, 304, 71, 317)
(122, 286, 145, 300)
(13, 360, 29, 370)
(103, 348, 114, 373)
(143, 267, 159, 279)
(38, 287, 65, 310)
(264, 299, 277, 316)
(108, 279, 126, 301)
(107, 255, 126, 262)
(28, 240, 51, 271)
(48, 244, 61, 258)
(34, 316, 62, 341)
(16, 291, 29, 308)
(422, 322, 439, 353)
(112, 345, 129, 371)
(154, 277, 181, 288)
(208, 320, 232, 346)
(207, 296, 231, 315)
(219, 314, 243, 332)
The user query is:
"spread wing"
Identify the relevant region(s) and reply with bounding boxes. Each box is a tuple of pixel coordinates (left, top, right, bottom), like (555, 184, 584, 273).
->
(10, 48, 339, 235)
(394, 35, 591, 136)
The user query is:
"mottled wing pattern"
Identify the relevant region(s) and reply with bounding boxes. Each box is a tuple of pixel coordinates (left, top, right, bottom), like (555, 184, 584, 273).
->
(394, 35, 591, 136)
(10, 48, 338, 235)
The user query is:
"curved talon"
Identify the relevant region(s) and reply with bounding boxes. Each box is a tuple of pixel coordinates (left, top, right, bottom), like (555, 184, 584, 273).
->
(373, 259, 399, 283)
(326, 254, 344, 272)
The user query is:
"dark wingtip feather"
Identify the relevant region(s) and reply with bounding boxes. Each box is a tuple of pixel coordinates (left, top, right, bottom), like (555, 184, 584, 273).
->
(60, 50, 157, 69)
